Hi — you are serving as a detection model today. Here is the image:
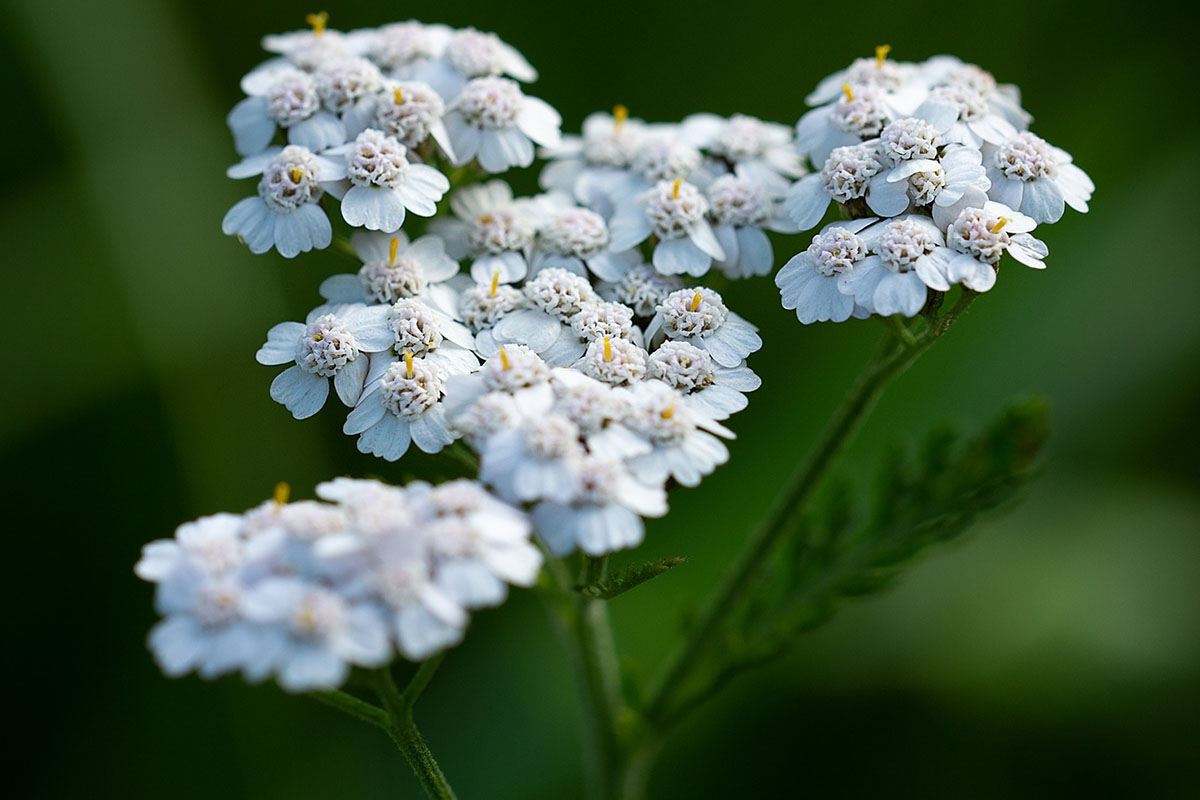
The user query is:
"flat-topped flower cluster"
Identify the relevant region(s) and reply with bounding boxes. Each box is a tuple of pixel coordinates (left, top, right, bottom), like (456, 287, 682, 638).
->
(141, 17, 1093, 690)
(135, 479, 540, 691)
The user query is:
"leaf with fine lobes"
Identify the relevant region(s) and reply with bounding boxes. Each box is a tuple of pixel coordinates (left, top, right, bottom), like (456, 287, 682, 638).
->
(580, 557, 688, 600)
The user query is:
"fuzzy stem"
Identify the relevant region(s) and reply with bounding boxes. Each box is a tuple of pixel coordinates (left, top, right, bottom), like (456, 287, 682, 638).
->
(369, 660, 457, 800)
(309, 689, 390, 729)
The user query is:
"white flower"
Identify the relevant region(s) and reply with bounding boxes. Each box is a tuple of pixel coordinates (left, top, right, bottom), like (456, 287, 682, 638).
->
(223, 145, 345, 257)
(343, 81, 456, 161)
(364, 21, 448, 74)
(646, 287, 761, 367)
(443, 77, 562, 172)
(984, 131, 1093, 223)
(646, 340, 761, 420)
(599, 263, 685, 318)
(884, 143, 992, 229)
(325, 129, 449, 232)
(532, 455, 667, 557)
(706, 173, 798, 278)
(485, 268, 598, 365)
(345, 354, 457, 461)
(547, 368, 649, 461)
(796, 83, 893, 166)
(578, 336, 648, 386)
(241, 578, 392, 692)
(319, 231, 462, 313)
(920, 56, 1031, 133)
(806, 49, 928, 115)
(836, 215, 949, 317)
(410, 27, 537, 101)
(314, 56, 384, 115)
(227, 67, 347, 156)
(419, 479, 542, 607)
(608, 180, 726, 277)
(776, 221, 875, 324)
(256, 304, 394, 418)
(479, 411, 586, 504)
(785, 143, 882, 229)
(622, 380, 734, 488)
(533, 204, 639, 282)
(443, 346, 555, 427)
(938, 202, 1046, 292)
(431, 180, 536, 283)
(681, 112, 806, 195)
(539, 107, 647, 211)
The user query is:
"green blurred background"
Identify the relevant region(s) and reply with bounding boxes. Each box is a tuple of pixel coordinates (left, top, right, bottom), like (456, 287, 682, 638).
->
(7, 0, 1198, 796)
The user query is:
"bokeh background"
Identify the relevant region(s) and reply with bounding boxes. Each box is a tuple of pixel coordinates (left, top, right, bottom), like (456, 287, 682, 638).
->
(7, 0, 1198, 796)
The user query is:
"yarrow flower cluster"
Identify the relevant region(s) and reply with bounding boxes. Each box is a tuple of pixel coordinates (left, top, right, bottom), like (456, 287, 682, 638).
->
(223, 16, 562, 257)
(778, 47, 1092, 322)
(135, 479, 540, 691)
(149, 18, 1092, 698)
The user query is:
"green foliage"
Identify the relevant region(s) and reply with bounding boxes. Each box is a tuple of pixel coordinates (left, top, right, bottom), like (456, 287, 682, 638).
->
(579, 557, 689, 600)
(660, 398, 1051, 721)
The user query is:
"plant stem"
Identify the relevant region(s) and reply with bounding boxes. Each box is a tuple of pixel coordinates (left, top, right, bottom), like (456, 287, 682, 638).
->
(369, 661, 457, 800)
(309, 689, 390, 729)
(570, 555, 626, 800)
(643, 291, 976, 724)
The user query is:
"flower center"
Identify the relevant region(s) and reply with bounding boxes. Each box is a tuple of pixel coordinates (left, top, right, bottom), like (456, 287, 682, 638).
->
(994, 132, 1054, 181)
(659, 287, 728, 337)
(346, 129, 409, 187)
(947, 208, 1011, 265)
(714, 114, 773, 161)
(830, 86, 890, 138)
(370, 21, 438, 69)
(314, 57, 383, 114)
(571, 301, 634, 341)
(459, 283, 525, 332)
(469, 210, 533, 254)
(457, 76, 523, 129)
(581, 336, 647, 386)
(632, 137, 702, 183)
(820, 144, 881, 204)
(380, 357, 445, 417)
(296, 314, 359, 376)
(445, 29, 505, 77)
(879, 117, 942, 166)
(647, 341, 715, 392)
(266, 70, 320, 127)
(807, 228, 866, 276)
(524, 267, 599, 320)
(646, 180, 708, 240)
(707, 175, 768, 227)
(542, 208, 609, 257)
(879, 219, 938, 272)
(908, 165, 946, 205)
(360, 247, 426, 303)
(258, 145, 324, 211)
(388, 299, 443, 356)
(482, 345, 548, 391)
(611, 265, 683, 318)
(375, 81, 445, 149)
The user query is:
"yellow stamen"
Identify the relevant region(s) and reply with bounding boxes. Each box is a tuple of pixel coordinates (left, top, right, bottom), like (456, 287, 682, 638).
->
(312, 332, 324, 341)
(603, 336, 612, 362)
(490, 269, 500, 297)
(875, 44, 891, 68)
(273, 481, 291, 507)
(672, 179, 681, 199)
(842, 83, 854, 102)
(690, 291, 702, 312)
(479, 214, 494, 224)
(393, 86, 404, 105)
(289, 167, 304, 183)
(388, 237, 399, 265)
(613, 104, 628, 129)
(403, 349, 414, 378)
(498, 345, 510, 370)
(989, 217, 1009, 233)
(305, 11, 328, 36)
(661, 405, 675, 420)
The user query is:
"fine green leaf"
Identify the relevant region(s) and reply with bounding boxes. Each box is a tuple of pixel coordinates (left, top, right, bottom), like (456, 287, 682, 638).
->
(580, 557, 688, 600)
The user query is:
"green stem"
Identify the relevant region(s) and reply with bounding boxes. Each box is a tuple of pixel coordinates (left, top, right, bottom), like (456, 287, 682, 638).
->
(643, 291, 977, 725)
(571, 555, 626, 800)
(369, 660, 457, 800)
(309, 689, 389, 729)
